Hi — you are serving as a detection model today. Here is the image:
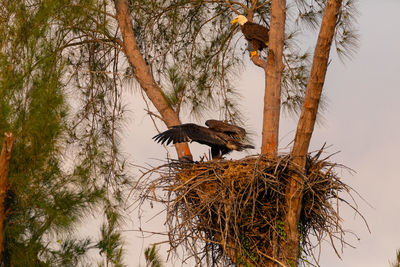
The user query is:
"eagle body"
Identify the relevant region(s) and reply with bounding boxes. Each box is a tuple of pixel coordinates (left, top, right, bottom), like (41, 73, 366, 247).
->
(153, 120, 254, 159)
(232, 15, 269, 58)
(242, 21, 269, 51)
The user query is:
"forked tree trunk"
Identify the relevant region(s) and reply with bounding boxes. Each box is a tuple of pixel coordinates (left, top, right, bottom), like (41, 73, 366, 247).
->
(261, 0, 286, 158)
(0, 133, 15, 262)
(114, 0, 192, 161)
(284, 0, 343, 264)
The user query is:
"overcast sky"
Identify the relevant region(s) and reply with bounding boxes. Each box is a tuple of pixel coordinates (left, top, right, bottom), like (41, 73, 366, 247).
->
(121, 1, 400, 266)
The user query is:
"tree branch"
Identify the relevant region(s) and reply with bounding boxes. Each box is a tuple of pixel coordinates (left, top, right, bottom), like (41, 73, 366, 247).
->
(261, 0, 286, 158)
(285, 0, 343, 264)
(223, 0, 242, 15)
(250, 54, 268, 68)
(114, 0, 192, 160)
(256, 0, 272, 9)
(291, 0, 342, 168)
(0, 132, 15, 262)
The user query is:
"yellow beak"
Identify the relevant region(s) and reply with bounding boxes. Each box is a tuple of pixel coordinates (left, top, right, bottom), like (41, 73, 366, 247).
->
(232, 18, 238, 25)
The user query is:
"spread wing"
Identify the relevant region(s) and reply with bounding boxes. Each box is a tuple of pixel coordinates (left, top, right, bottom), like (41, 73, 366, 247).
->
(205, 120, 246, 139)
(242, 22, 269, 45)
(152, 123, 227, 147)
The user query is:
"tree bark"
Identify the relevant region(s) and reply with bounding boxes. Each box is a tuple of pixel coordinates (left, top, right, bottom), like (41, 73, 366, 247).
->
(114, 0, 192, 161)
(0, 133, 15, 262)
(261, 0, 286, 158)
(284, 0, 342, 264)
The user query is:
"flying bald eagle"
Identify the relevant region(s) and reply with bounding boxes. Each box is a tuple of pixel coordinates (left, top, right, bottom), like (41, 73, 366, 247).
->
(232, 15, 269, 59)
(153, 120, 254, 159)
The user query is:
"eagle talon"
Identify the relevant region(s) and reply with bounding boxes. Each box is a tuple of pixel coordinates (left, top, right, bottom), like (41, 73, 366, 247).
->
(250, 51, 259, 59)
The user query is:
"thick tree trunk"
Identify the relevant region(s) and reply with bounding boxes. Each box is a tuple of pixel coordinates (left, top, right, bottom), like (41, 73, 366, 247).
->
(114, 0, 192, 160)
(0, 133, 15, 262)
(261, 0, 286, 158)
(284, 0, 342, 264)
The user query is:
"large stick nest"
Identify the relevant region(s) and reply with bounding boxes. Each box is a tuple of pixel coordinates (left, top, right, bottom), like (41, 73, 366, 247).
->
(139, 151, 366, 266)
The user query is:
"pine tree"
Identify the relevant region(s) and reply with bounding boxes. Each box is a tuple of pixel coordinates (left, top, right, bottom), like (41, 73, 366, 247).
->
(391, 250, 400, 267)
(144, 245, 163, 267)
(0, 1, 129, 265)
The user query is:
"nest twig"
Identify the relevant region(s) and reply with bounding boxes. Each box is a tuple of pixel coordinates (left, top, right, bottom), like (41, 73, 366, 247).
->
(137, 152, 367, 266)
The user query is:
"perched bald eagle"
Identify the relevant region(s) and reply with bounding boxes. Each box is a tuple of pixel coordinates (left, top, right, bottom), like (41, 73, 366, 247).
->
(153, 120, 254, 159)
(232, 15, 269, 59)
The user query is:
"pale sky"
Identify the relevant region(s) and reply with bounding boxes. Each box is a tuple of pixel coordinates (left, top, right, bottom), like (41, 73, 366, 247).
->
(121, 1, 400, 266)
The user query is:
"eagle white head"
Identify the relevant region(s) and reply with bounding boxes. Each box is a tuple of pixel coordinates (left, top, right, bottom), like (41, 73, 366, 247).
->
(232, 15, 248, 26)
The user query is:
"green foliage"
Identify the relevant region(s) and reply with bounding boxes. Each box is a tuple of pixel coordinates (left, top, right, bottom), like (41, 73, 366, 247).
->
(96, 209, 125, 266)
(52, 238, 92, 266)
(239, 236, 258, 267)
(335, 0, 359, 61)
(163, 65, 186, 107)
(1, 0, 129, 265)
(276, 220, 287, 240)
(144, 245, 163, 267)
(129, 0, 244, 122)
(390, 249, 400, 267)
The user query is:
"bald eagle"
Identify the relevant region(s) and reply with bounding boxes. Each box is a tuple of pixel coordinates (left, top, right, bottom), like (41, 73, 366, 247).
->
(153, 120, 254, 159)
(232, 15, 269, 59)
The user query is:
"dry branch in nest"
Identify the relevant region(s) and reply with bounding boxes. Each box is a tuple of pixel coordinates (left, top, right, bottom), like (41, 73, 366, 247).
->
(140, 151, 367, 266)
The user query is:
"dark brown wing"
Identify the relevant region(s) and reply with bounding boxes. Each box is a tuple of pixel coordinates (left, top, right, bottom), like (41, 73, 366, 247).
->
(242, 22, 269, 48)
(205, 120, 246, 139)
(153, 123, 227, 147)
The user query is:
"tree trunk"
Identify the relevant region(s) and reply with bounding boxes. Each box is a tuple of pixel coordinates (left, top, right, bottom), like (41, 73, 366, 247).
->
(284, 0, 342, 264)
(0, 133, 15, 262)
(261, 0, 286, 158)
(114, 0, 192, 161)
